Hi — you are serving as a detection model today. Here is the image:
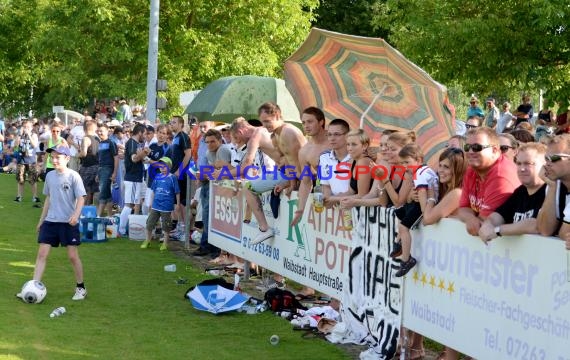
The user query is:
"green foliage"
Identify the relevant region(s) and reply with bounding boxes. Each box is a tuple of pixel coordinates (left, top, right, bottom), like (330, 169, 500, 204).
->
(373, 0, 570, 107)
(314, 0, 390, 39)
(0, 0, 318, 117)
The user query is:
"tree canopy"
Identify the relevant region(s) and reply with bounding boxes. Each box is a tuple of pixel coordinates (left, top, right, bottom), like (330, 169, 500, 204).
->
(0, 0, 317, 118)
(373, 0, 570, 107)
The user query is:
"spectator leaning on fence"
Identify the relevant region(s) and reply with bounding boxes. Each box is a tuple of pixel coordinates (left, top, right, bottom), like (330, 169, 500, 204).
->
(321, 119, 351, 208)
(479, 142, 547, 243)
(291, 106, 329, 227)
(537, 134, 570, 239)
(457, 127, 520, 236)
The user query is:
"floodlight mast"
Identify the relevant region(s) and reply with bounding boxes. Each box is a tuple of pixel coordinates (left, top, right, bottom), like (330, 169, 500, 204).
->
(146, 0, 160, 122)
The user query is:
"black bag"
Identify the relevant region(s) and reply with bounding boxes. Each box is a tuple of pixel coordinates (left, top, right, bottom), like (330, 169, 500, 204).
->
(264, 288, 307, 312)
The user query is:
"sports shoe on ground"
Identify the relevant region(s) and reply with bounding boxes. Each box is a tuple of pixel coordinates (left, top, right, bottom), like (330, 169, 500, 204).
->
(159, 243, 167, 251)
(32, 197, 41, 203)
(250, 228, 274, 245)
(14, 196, 22, 202)
(389, 241, 402, 258)
(72, 287, 87, 301)
(140, 240, 150, 249)
(395, 256, 417, 278)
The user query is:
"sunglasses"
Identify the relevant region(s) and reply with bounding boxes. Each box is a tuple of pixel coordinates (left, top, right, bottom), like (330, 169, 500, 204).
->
(465, 124, 478, 129)
(545, 154, 570, 163)
(464, 143, 493, 152)
(500, 145, 514, 153)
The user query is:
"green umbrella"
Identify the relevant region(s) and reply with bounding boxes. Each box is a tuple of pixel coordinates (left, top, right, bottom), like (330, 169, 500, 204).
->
(184, 75, 301, 123)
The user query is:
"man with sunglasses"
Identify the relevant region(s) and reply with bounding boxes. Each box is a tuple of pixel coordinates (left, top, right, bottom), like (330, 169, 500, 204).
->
(537, 134, 570, 239)
(479, 143, 547, 243)
(464, 116, 481, 131)
(457, 127, 520, 236)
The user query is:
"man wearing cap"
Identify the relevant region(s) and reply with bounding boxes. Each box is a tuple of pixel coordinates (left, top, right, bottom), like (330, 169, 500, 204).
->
(467, 96, 485, 119)
(484, 97, 500, 131)
(29, 144, 88, 301)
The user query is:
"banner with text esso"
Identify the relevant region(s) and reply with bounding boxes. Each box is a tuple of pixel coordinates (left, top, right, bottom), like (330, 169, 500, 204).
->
(208, 182, 352, 298)
(405, 219, 570, 360)
(210, 182, 242, 243)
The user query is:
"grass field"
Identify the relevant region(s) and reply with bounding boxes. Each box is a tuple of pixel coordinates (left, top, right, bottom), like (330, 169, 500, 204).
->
(0, 173, 349, 360)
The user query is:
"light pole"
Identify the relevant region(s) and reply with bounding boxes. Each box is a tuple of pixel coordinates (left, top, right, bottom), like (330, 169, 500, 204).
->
(146, 0, 160, 122)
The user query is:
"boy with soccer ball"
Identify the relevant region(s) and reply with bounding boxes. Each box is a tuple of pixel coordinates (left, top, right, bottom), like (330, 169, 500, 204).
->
(18, 144, 88, 301)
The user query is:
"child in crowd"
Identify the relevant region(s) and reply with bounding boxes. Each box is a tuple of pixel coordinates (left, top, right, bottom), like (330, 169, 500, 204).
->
(391, 144, 438, 277)
(141, 157, 180, 251)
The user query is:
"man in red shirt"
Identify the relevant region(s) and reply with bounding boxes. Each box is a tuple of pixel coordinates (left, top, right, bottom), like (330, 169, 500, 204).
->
(457, 127, 520, 236)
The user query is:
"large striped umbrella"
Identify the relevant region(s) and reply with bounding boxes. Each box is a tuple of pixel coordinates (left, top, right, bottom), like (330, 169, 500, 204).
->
(284, 28, 455, 163)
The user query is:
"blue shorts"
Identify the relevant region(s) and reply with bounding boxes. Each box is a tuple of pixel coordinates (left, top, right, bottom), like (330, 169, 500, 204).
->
(38, 221, 81, 247)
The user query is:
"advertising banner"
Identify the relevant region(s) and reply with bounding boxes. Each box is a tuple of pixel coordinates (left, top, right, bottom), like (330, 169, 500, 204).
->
(209, 181, 352, 298)
(406, 219, 570, 359)
(208, 182, 570, 359)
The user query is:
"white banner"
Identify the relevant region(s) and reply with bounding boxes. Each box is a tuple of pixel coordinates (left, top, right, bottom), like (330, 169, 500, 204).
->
(208, 182, 570, 359)
(406, 219, 570, 359)
(209, 181, 351, 298)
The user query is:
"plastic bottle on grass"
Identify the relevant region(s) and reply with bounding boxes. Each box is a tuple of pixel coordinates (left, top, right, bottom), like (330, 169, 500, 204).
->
(50, 307, 66, 318)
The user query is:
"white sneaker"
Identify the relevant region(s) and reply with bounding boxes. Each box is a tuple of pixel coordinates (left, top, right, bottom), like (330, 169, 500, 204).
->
(250, 229, 274, 245)
(72, 287, 87, 301)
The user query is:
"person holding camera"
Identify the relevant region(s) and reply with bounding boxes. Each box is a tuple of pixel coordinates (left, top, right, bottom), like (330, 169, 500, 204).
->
(14, 119, 40, 204)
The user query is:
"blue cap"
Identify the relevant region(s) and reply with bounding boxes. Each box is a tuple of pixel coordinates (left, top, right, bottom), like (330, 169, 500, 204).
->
(46, 145, 71, 157)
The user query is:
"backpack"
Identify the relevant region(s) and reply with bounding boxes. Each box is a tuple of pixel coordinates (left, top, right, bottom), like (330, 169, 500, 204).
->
(264, 288, 307, 313)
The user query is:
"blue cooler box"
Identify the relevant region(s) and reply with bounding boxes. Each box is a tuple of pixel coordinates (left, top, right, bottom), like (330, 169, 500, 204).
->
(80, 217, 110, 243)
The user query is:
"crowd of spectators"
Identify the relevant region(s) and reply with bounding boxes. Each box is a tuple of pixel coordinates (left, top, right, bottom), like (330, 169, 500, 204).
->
(2, 94, 569, 359)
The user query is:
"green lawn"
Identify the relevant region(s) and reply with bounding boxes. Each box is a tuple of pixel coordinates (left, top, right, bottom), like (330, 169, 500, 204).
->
(0, 173, 349, 360)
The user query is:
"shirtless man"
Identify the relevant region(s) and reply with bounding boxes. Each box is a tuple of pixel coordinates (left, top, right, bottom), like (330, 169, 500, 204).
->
(214, 117, 277, 179)
(290, 107, 329, 226)
(246, 102, 306, 245)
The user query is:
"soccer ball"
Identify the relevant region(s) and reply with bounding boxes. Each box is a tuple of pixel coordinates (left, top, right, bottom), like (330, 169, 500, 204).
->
(19, 280, 47, 304)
